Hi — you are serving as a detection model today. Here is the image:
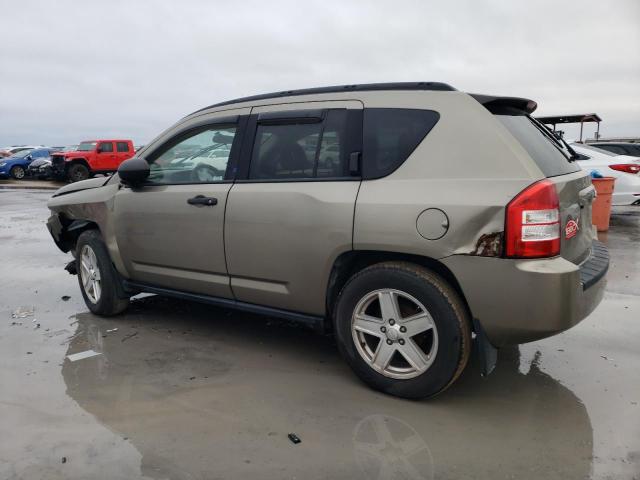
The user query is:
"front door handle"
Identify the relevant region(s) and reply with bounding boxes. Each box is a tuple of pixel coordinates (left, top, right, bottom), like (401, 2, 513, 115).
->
(187, 195, 218, 206)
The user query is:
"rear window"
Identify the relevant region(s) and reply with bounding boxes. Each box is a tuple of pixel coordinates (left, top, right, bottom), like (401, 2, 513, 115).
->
(497, 115, 580, 177)
(363, 108, 439, 179)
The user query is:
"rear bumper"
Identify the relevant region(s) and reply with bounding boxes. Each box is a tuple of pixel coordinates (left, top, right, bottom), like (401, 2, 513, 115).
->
(441, 241, 608, 347)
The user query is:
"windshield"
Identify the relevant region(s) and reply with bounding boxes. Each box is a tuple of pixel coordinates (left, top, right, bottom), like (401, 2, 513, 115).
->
(11, 149, 34, 158)
(497, 115, 580, 177)
(77, 141, 97, 151)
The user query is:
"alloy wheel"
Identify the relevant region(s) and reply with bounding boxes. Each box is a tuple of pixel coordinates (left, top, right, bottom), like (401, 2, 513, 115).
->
(351, 289, 439, 379)
(79, 245, 102, 304)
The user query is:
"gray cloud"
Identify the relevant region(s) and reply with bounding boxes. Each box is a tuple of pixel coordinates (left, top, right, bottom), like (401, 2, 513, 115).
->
(1, 0, 638, 146)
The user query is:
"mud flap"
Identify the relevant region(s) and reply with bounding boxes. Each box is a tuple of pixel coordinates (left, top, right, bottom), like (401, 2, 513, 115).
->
(64, 260, 77, 275)
(472, 317, 498, 377)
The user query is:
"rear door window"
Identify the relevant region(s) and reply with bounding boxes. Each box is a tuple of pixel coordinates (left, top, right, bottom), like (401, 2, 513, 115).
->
(363, 108, 440, 179)
(99, 142, 114, 153)
(497, 115, 580, 177)
(248, 109, 356, 180)
(116, 142, 129, 152)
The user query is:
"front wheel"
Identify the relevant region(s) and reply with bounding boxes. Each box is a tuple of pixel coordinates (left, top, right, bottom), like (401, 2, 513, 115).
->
(68, 163, 90, 182)
(76, 230, 129, 315)
(10, 165, 25, 179)
(334, 262, 471, 399)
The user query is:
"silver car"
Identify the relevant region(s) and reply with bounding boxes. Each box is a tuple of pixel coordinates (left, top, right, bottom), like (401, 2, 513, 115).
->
(46, 82, 608, 398)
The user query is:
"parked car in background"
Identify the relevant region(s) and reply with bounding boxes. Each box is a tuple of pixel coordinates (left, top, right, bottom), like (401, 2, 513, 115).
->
(589, 142, 640, 157)
(0, 148, 53, 179)
(51, 140, 135, 182)
(27, 157, 53, 179)
(0, 145, 42, 157)
(46, 83, 608, 399)
(571, 143, 640, 206)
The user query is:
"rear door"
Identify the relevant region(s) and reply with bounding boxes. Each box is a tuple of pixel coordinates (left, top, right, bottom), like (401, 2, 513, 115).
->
(497, 114, 595, 264)
(115, 141, 132, 166)
(225, 101, 363, 315)
(112, 109, 249, 298)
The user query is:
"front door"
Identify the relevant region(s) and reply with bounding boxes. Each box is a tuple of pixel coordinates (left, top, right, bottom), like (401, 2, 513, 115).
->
(95, 141, 115, 171)
(225, 101, 363, 315)
(112, 108, 249, 298)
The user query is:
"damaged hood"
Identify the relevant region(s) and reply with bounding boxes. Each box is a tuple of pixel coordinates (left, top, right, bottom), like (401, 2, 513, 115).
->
(52, 177, 111, 197)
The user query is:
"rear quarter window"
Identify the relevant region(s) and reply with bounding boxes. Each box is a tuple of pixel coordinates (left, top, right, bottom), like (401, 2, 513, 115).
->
(497, 115, 580, 177)
(363, 108, 439, 179)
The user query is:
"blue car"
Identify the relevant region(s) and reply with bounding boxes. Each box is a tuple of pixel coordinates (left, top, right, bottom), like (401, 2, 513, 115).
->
(0, 148, 54, 179)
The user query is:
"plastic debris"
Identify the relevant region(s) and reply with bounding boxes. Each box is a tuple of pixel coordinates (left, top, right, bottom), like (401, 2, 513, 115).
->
(288, 433, 301, 444)
(106, 328, 118, 333)
(121, 332, 138, 342)
(61, 296, 71, 301)
(67, 350, 102, 362)
(12, 306, 34, 319)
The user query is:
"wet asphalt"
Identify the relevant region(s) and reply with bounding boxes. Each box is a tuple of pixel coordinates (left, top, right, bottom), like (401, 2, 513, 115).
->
(0, 189, 638, 480)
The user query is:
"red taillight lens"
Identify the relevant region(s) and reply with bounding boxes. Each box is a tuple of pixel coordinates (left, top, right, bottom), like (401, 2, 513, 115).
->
(505, 179, 560, 258)
(609, 164, 640, 174)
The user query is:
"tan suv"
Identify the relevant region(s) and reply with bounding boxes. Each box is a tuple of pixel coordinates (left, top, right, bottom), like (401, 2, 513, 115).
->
(47, 82, 608, 398)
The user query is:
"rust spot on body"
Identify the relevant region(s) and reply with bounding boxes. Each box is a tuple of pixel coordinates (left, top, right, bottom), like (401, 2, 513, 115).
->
(471, 232, 503, 257)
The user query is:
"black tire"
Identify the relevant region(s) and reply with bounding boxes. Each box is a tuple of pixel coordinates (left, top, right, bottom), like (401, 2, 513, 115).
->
(68, 163, 90, 182)
(334, 261, 472, 399)
(75, 230, 129, 316)
(10, 165, 25, 179)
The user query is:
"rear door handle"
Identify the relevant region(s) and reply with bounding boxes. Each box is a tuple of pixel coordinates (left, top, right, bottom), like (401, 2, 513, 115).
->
(187, 195, 218, 206)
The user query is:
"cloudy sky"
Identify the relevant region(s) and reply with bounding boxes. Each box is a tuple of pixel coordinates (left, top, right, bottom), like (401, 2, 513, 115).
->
(1, 0, 638, 146)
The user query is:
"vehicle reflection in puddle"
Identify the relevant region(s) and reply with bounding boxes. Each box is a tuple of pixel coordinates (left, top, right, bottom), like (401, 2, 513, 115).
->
(353, 414, 434, 480)
(62, 296, 592, 480)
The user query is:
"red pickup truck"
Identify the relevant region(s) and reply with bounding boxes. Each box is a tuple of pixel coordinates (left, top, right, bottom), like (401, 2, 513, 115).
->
(51, 139, 135, 182)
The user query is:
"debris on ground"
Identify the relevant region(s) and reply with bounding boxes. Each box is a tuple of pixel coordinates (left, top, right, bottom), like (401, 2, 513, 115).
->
(11, 306, 34, 319)
(61, 296, 71, 301)
(121, 331, 138, 342)
(288, 433, 301, 444)
(34, 323, 40, 330)
(106, 328, 118, 333)
(67, 350, 102, 362)
(10, 321, 23, 326)
(61, 457, 67, 464)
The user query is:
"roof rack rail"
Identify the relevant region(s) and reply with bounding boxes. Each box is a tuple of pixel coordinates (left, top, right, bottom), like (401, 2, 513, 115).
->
(194, 82, 456, 113)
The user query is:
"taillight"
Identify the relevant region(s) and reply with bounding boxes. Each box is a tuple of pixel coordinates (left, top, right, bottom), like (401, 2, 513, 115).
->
(609, 164, 640, 174)
(505, 179, 560, 258)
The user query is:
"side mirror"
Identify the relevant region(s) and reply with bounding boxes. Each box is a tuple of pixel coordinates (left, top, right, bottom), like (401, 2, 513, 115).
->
(26, 154, 33, 161)
(96, 146, 102, 153)
(118, 157, 150, 186)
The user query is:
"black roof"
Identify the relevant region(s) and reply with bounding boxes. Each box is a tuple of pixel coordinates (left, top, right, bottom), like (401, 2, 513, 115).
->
(470, 94, 538, 114)
(194, 82, 456, 113)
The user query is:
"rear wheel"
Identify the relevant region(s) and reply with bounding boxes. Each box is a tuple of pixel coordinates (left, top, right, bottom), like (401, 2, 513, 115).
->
(68, 163, 90, 182)
(76, 230, 129, 315)
(10, 165, 25, 179)
(334, 262, 471, 399)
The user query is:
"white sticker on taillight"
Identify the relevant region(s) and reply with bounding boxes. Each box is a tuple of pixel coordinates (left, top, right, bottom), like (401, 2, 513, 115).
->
(521, 208, 559, 242)
(522, 209, 559, 224)
(522, 224, 560, 241)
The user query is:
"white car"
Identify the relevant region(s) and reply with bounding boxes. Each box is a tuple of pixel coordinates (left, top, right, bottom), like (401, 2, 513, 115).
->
(571, 143, 640, 206)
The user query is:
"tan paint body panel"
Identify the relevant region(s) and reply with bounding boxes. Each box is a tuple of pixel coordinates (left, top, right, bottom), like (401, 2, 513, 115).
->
(112, 183, 233, 297)
(225, 181, 360, 314)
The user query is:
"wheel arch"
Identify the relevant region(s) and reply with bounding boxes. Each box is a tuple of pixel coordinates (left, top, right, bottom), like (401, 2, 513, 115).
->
(52, 215, 101, 253)
(326, 250, 472, 328)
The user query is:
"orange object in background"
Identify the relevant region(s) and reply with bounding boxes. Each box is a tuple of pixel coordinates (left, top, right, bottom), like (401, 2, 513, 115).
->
(591, 177, 616, 232)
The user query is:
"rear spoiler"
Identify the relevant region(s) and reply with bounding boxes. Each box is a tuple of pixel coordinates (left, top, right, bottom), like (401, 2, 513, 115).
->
(470, 94, 538, 115)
